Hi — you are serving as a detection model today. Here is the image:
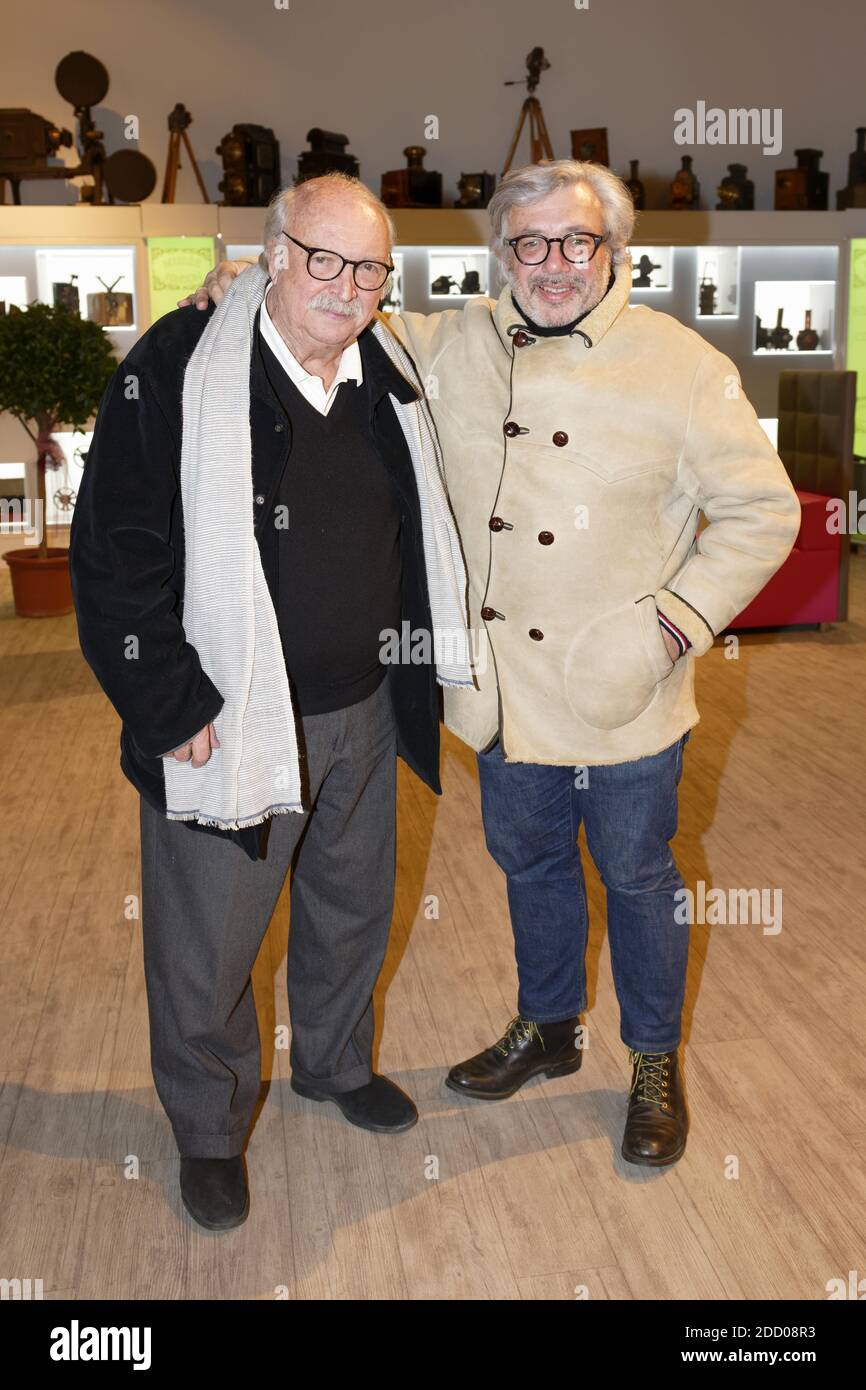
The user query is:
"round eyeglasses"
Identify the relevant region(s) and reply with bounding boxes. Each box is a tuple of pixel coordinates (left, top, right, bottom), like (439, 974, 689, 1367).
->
(279, 232, 393, 291)
(506, 232, 608, 266)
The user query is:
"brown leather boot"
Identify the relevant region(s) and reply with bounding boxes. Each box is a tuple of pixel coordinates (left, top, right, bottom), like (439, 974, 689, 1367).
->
(621, 1048, 688, 1166)
(445, 1014, 583, 1100)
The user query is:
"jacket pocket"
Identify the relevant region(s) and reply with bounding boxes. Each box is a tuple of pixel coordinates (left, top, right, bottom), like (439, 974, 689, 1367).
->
(563, 594, 675, 730)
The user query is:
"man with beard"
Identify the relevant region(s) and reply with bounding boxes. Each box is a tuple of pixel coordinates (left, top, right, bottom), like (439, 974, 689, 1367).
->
(193, 160, 800, 1167)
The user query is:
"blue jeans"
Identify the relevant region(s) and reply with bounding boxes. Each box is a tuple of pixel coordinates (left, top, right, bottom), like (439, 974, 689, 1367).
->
(476, 733, 690, 1053)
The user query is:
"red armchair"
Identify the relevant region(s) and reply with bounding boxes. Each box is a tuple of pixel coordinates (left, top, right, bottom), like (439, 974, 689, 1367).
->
(728, 370, 856, 629)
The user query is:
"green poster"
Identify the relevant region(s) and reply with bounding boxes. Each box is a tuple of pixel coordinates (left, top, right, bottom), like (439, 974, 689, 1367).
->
(848, 239, 866, 459)
(147, 237, 215, 322)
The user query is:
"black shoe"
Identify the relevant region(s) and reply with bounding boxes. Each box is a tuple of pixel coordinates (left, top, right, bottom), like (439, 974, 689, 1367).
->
(179, 1155, 249, 1230)
(621, 1048, 688, 1167)
(445, 1014, 583, 1100)
(291, 1073, 418, 1133)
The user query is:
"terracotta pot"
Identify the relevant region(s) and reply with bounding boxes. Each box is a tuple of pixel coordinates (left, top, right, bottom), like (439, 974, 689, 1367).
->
(3, 546, 73, 617)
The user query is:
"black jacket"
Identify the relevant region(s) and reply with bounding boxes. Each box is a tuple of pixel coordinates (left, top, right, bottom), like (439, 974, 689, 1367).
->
(69, 301, 442, 861)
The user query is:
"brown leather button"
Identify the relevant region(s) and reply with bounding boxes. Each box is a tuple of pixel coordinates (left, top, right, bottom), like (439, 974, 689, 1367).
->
(481, 606, 496, 621)
(552, 431, 568, 447)
(513, 330, 531, 348)
(504, 421, 521, 437)
(538, 531, 554, 545)
(529, 629, 544, 641)
(489, 516, 505, 531)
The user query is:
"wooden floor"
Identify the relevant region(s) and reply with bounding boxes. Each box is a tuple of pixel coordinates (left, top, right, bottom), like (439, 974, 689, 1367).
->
(2, 531, 865, 1301)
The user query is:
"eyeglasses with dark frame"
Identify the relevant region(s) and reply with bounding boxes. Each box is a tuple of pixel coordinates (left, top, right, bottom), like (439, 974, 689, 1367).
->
(506, 231, 608, 266)
(279, 231, 394, 291)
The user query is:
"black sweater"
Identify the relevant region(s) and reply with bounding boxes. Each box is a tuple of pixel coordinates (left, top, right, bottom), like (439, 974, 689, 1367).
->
(259, 331, 403, 715)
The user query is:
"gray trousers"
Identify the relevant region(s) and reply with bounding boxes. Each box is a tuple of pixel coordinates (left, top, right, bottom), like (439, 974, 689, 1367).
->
(138, 678, 397, 1158)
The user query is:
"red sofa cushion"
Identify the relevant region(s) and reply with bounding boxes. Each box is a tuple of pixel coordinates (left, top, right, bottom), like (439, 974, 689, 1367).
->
(795, 490, 838, 552)
(726, 487, 841, 628)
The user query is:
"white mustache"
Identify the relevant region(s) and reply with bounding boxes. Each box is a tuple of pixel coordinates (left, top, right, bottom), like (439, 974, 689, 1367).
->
(308, 291, 364, 317)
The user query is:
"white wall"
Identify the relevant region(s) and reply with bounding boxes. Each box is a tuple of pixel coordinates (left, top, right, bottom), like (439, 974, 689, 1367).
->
(5, 0, 865, 211)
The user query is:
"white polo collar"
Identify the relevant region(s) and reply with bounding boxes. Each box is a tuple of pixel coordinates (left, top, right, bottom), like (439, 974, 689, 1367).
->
(260, 287, 363, 398)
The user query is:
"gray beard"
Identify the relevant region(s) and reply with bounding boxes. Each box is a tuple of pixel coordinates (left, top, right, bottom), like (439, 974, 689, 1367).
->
(502, 259, 611, 327)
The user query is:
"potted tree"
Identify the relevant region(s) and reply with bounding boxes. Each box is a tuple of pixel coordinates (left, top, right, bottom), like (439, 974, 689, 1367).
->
(0, 300, 116, 616)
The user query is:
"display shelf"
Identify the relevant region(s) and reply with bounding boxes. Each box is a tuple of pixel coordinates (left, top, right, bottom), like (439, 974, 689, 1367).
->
(427, 247, 489, 298)
(629, 210, 848, 247)
(0, 242, 139, 339)
(629, 245, 673, 291)
(626, 241, 840, 416)
(216, 207, 273, 245)
(141, 205, 219, 238)
(753, 280, 835, 354)
(36, 245, 138, 331)
(1, 205, 864, 484)
(696, 246, 740, 318)
(0, 205, 141, 242)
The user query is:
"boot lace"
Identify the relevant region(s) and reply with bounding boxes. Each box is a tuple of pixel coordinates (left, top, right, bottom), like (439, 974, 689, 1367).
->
(494, 1016, 543, 1057)
(629, 1050, 672, 1112)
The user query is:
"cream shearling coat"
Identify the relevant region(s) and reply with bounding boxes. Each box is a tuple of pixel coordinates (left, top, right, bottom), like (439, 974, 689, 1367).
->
(385, 251, 802, 766)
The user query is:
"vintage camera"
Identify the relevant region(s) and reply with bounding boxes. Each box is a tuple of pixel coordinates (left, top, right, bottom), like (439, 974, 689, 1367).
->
(216, 124, 281, 206)
(775, 149, 829, 211)
(381, 146, 442, 209)
(455, 172, 496, 209)
(296, 129, 359, 183)
(0, 50, 156, 205)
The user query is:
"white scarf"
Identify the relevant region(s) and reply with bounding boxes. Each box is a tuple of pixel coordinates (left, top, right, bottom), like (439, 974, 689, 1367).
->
(164, 264, 474, 831)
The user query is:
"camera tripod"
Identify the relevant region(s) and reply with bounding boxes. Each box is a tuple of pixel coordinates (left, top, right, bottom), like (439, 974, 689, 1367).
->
(502, 46, 555, 175)
(162, 103, 209, 203)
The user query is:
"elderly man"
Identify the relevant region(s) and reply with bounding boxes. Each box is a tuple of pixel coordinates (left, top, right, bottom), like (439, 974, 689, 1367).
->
(197, 159, 801, 1169)
(69, 173, 472, 1230)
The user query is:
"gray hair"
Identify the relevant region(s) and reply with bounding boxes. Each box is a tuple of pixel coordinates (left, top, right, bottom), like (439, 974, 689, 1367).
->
(262, 173, 396, 250)
(487, 159, 635, 265)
